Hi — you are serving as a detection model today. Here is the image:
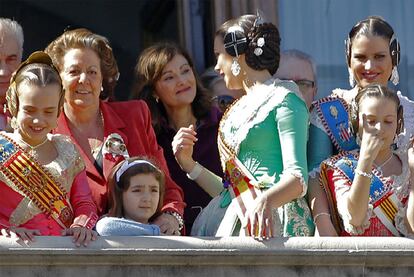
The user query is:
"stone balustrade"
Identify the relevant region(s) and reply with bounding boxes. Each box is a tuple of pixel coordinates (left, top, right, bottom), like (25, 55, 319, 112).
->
(1, 236, 414, 276)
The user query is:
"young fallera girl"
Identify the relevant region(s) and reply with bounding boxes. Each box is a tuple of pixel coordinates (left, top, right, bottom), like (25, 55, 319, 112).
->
(0, 51, 98, 246)
(321, 84, 414, 236)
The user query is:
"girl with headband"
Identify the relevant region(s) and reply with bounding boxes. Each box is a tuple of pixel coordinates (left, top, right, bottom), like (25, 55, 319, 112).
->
(96, 157, 168, 236)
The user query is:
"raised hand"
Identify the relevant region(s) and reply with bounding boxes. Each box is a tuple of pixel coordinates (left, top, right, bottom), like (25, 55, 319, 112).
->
(172, 124, 198, 173)
(358, 113, 384, 163)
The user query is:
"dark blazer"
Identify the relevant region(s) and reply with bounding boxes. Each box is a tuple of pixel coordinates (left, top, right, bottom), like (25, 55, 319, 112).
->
(55, 100, 185, 216)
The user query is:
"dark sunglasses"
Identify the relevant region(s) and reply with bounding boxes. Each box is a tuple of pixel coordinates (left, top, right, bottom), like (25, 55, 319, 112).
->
(212, 95, 235, 112)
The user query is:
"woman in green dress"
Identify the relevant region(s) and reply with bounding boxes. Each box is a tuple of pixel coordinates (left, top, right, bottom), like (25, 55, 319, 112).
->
(172, 14, 314, 238)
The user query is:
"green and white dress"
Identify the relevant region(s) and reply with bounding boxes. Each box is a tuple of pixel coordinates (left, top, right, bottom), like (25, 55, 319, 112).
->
(191, 78, 314, 237)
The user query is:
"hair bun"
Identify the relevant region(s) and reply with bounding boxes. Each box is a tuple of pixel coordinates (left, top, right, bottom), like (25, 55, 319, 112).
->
(245, 22, 280, 75)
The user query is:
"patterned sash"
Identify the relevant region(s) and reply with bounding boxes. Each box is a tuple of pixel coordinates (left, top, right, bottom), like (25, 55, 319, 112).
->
(223, 157, 262, 235)
(0, 134, 74, 228)
(314, 96, 358, 151)
(321, 152, 400, 236)
(216, 131, 263, 236)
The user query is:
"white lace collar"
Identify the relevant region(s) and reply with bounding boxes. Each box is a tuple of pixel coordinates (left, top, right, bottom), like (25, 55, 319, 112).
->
(219, 78, 304, 155)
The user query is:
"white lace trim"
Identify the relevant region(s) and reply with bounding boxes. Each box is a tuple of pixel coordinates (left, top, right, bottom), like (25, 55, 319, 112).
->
(309, 108, 327, 134)
(280, 170, 308, 197)
(220, 78, 304, 155)
(388, 151, 410, 200)
(380, 151, 410, 236)
(308, 167, 320, 179)
(341, 204, 373, 235)
(394, 204, 413, 238)
(395, 91, 414, 153)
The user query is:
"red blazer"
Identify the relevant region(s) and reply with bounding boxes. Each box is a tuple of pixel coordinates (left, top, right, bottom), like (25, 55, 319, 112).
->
(55, 100, 185, 216)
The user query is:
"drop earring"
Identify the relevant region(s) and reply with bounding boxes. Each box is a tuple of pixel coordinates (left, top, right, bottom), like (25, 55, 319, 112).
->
(231, 58, 241, 76)
(390, 66, 399, 86)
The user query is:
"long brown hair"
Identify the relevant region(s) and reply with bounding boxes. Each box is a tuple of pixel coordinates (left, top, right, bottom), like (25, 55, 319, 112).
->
(107, 156, 165, 222)
(132, 42, 211, 134)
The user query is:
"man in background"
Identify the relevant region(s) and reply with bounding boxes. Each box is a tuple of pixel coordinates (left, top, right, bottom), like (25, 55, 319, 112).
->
(274, 49, 317, 109)
(0, 18, 24, 130)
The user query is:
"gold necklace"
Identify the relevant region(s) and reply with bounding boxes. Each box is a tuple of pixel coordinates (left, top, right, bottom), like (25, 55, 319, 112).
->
(374, 153, 394, 174)
(16, 135, 49, 157)
(89, 111, 104, 158)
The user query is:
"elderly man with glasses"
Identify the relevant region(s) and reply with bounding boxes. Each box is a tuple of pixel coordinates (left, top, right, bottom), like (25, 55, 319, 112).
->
(274, 49, 317, 109)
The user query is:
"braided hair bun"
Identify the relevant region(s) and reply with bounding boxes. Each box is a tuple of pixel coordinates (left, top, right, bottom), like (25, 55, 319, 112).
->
(216, 14, 282, 75)
(245, 22, 281, 75)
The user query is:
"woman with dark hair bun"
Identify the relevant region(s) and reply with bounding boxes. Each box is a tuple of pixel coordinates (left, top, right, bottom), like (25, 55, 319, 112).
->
(174, 14, 314, 238)
(308, 16, 414, 236)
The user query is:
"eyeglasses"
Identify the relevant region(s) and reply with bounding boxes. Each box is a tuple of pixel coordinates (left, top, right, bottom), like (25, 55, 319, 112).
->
(294, 79, 315, 91)
(212, 95, 235, 112)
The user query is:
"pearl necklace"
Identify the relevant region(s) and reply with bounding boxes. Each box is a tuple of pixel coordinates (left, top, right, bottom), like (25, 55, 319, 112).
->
(16, 136, 49, 157)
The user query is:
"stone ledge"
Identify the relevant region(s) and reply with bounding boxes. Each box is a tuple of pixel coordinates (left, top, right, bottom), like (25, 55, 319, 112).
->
(1, 236, 414, 276)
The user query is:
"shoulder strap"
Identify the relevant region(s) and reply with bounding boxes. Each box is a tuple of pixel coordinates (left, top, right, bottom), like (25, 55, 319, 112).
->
(0, 134, 74, 228)
(313, 97, 358, 151)
(328, 152, 401, 236)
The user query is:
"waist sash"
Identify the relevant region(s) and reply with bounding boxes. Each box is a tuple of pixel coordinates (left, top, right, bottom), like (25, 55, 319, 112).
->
(0, 134, 73, 228)
(324, 152, 400, 236)
(314, 97, 358, 151)
(216, 132, 262, 236)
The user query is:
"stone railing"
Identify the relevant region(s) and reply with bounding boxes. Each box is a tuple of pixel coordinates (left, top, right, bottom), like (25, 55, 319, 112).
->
(1, 236, 414, 276)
